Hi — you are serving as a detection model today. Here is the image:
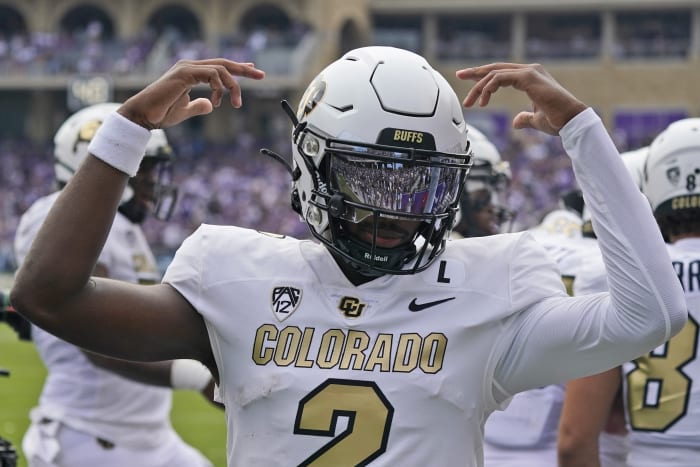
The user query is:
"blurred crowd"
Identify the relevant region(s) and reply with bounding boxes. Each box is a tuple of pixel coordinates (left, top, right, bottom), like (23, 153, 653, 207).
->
(1, 12, 689, 79)
(0, 21, 311, 76)
(0, 127, 581, 274)
(0, 130, 311, 273)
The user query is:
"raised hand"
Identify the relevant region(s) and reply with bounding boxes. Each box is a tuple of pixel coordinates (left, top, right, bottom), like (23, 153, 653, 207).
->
(118, 59, 266, 130)
(456, 63, 587, 135)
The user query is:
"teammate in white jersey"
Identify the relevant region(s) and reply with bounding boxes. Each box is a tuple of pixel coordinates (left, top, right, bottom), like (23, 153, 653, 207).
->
(9, 49, 688, 467)
(452, 124, 513, 239)
(13, 103, 215, 467)
(558, 122, 700, 467)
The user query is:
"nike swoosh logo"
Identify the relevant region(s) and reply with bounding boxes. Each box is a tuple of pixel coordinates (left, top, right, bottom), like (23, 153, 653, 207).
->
(408, 297, 456, 312)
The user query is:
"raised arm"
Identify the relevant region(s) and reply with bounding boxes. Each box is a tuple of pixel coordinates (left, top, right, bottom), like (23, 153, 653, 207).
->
(11, 59, 265, 366)
(457, 64, 687, 393)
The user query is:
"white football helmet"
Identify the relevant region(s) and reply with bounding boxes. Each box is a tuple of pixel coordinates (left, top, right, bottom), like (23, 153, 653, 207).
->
(643, 118, 700, 215)
(54, 102, 121, 186)
(53, 102, 177, 222)
(464, 124, 511, 193)
(289, 46, 472, 275)
(453, 124, 513, 237)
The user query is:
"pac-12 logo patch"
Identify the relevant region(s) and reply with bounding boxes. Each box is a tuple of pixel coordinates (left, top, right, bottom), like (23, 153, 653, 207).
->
(271, 286, 302, 322)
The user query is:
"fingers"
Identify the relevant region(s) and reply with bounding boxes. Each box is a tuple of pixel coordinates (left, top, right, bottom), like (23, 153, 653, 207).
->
(462, 68, 529, 108)
(189, 58, 265, 80)
(456, 63, 529, 81)
(213, 60, 264, 108)
(186, 97, 215, 118)
(513, 110, 559, 136)
(180, 61, 259, 109)
(120, 59, 265, 129)
(512, 111, 534, 130)
(458, 63, 548, 108)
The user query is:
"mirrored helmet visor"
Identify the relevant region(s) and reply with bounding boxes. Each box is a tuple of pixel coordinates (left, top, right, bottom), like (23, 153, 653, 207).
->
(329, 144, 463, 223)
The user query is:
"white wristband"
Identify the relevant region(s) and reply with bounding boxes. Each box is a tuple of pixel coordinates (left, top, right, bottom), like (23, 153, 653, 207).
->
(170, 359, 211, 391)
(87, 111, 152, 176)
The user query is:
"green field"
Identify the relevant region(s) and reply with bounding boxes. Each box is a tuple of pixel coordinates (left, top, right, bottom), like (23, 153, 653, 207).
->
(0, 274, 227, 467)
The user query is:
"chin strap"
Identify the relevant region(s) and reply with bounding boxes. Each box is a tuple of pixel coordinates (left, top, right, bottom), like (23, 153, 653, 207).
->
(335, 235, 417, 277)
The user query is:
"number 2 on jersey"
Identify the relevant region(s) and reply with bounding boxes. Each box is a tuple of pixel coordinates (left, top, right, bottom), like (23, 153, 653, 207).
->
(294, 379, 393, 466)
(626, 315, 699, 431)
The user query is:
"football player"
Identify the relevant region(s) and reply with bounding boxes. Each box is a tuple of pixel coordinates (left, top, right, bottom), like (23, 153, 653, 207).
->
(14, 103, 215, 467)
(10, 50, 687, 466)
(452, 124, 514, 239)
(559, 121, 700, 466)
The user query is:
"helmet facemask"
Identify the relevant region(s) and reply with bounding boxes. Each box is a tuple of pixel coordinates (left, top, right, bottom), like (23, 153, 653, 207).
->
(119, 129, 178, 224)
(119, 156, 177, 223)
(293, 126, 470, 276)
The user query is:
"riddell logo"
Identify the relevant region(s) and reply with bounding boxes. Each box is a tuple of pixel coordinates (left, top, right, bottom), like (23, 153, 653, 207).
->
(364, 252, 388, 263)
(314, 172, 328, 194)
(393, 130, 423, 144)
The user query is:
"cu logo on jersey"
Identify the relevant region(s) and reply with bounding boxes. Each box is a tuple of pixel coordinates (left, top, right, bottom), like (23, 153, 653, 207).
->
(338, 296, 367, 318)
(271, 286, 302, 322)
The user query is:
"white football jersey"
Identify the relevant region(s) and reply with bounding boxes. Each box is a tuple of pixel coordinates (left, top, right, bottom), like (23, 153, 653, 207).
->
(575, 238, 700, 466)
(622, 238, 700, 466)
(14, 192, 171, 449)
(163, 109, 686, 466)
(165, 226, 565, 466)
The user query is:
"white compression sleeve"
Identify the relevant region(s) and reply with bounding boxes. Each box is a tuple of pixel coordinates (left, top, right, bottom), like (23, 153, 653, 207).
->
(493, 109, 687, 397)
